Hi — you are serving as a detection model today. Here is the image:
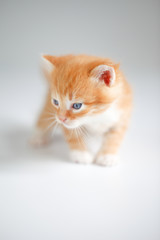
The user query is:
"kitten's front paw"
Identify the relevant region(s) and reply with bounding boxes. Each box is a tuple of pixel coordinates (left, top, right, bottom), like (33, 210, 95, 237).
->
(30, 129, 51, 147)
(70, 150, 93, 164)
(95, 154, 119, 167)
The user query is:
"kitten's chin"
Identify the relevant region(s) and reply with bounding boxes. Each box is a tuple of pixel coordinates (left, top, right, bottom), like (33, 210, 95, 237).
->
(62, 121, 81, 129)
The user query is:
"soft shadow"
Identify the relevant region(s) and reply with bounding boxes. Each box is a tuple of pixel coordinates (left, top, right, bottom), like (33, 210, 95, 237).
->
(0, 124, 70, 167)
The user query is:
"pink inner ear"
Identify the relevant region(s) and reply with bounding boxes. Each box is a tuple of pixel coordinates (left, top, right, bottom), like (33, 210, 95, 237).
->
(99, 70, 111, 86)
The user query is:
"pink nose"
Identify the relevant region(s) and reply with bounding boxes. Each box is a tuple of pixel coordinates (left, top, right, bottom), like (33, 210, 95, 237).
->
(58, 116, 67, 122)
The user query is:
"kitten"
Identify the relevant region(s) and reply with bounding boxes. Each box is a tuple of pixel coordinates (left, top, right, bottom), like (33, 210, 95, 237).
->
(31, 54, 132, 166)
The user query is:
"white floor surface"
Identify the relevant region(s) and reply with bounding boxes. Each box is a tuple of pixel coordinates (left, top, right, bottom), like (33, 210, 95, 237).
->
(0, 71, 160, 240)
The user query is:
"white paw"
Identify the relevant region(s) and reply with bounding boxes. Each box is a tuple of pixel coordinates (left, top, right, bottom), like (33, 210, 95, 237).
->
(30, 129, 50, 147)
(70, 150, 93, 164)
(95, 154, 119, 166)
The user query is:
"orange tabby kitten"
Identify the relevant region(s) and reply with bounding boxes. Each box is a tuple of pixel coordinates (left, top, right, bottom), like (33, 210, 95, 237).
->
(31, 54, 132, 166)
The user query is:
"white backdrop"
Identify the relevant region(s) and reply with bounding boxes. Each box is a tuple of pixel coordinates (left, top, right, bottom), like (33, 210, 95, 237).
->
(0, 1, 160, 240)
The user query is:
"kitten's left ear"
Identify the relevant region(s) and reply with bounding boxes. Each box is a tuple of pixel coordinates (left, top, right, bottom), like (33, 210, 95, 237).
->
(41, 54, 57, 74)
(90, 65, 117, 87)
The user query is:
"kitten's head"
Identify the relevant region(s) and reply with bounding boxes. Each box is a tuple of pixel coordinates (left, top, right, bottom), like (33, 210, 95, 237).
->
(41, 54, 120, 129)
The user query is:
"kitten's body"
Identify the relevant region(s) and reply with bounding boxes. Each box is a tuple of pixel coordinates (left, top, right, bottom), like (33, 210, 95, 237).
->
(31, 54, 132, 166)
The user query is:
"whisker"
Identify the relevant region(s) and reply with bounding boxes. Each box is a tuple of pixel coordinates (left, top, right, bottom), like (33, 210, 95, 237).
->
(44, 120, 57, 132)
(81, 126, 90, 138)
(77, 127, 84, 146)
(81, 126, 90, 145)
(75, 127, 84, 148)
(39, 116, 56, 122)
(43, 111, 55, 117)
(74, 128, 81, 147)
(44, 105, 56, 115)
(79, 126, 87, 145)
(67, 129, 74, 140)
(51, 122, 59, 137)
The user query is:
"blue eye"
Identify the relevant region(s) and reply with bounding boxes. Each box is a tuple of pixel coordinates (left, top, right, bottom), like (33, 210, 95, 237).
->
(72, 103, 82, 110)
(53, 99, 59, 106)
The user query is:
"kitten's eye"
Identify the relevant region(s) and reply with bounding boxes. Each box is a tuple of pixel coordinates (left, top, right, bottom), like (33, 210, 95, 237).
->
(53, 99, 59, 106)
(72, 103, 82, 110)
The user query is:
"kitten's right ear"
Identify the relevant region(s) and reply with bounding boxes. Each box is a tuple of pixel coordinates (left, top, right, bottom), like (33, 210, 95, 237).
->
(89, 64, 116, 87)
(40, 55, 56, 75)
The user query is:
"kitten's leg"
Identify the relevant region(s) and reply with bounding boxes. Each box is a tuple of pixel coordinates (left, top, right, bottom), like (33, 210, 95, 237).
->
(30, 93, 57, 147)
(95, 124, 127, 166)
(63, 128, 93, 164)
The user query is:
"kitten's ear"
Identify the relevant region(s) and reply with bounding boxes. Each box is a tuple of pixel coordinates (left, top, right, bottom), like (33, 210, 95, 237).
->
(41, 55, 56, 74)
(90, 65, 116, 87)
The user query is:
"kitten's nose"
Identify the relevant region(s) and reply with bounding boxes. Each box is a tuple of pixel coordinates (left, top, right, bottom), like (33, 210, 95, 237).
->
(58, 116, 67, 122)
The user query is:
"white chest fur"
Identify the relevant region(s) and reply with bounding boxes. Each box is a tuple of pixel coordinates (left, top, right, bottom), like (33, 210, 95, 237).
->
(84, 103, 120, 154)
(85, 103, 120, 135)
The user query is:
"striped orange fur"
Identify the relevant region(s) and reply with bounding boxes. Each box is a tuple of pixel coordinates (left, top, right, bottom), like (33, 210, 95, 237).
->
(31, 54, 132, 166)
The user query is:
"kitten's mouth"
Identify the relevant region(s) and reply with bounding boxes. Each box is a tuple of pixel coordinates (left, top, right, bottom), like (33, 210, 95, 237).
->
(56, 116, 81, 129)
(56, 118, 80, 129)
